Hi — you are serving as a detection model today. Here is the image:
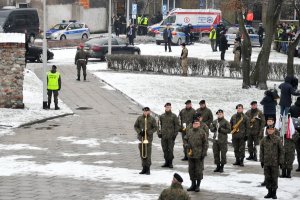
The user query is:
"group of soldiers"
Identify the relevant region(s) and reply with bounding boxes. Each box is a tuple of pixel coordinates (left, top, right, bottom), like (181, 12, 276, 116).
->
(133, 99, 300, 199)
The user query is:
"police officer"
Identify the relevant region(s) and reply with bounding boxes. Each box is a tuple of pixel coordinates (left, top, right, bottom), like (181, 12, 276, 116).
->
(75, 44, 88, 81)
(209, 26, 217, 52)
(185, 118, 208, 192)
(245, 101, 265, 161)
(260, 125, 284, 199)
(210, 109, 231, 173)
(159, 173, 190, 200)
(179, 100, 196, 161)
(47, 65, 61, 110)
(134, 107, 157, 175)
(158, 103, 180, 168)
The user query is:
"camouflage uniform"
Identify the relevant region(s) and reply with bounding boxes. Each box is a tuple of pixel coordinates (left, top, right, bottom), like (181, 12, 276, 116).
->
(260, 134, 284, 197)
(281, 133, 298, 177)
(230, 113, 249, 165)
(196, 107, 213, 127)
(159, 111, 180, 165)
(159, 182, 191, 200)
(181, 47, 188, 76)
(179, 108, 196, 159)
(295, 131, 300, 171)
(134, 115, 157, 171)
(245, 108, 265, 160)
(75, 49, 88, 80)
(210, 118, 231, 165)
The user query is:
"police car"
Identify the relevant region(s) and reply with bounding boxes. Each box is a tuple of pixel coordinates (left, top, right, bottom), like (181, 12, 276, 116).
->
(225, 25, 260, 47)
(46, 20, 90, 40)
(155, 25, 186, 45)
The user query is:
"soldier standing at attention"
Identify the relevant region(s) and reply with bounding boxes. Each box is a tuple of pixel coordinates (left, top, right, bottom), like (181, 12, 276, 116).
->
(230, 104, 249, 167)
(158, 173, 190, 200)
(180, 43, 188, 76)
(179, 100, 196, 161)
(260, 125, 284, 199)
(245, 101, 265, 161)
(196, 100, 213, 127)
(210, 109, 231, 173)
(158, 103, 180, 168)
(185, 118, 208, 192)
(75, 44, 88, 81)
(134, 107, 157, 175)
(47, 65, 61, 110)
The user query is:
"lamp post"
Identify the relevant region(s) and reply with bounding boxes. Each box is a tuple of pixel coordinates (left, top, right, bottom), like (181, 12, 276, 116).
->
(108, 0, 112, 55)
(126, 0, 130, 27)
(42, 0, 47, 109)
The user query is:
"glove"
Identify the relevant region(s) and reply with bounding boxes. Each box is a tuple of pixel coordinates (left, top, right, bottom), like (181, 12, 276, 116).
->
(261, 162, 264, 168)
(244, 136, 248, 141)
(139, 130, 145, 136)
(279, 164, 283, 169)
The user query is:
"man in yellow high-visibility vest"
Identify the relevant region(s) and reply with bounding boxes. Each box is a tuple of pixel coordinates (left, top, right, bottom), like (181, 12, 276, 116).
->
(47, 65, 61, 110)
(209, 26, 217, 52)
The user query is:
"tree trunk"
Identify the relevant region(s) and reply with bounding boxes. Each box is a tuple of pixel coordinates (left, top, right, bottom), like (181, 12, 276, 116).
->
(287, 35, 300, 76)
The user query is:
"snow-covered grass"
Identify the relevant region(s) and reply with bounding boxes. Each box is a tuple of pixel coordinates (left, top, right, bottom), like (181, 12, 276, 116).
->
(57, 136, 100, 147)
(0, 69, 73, 136)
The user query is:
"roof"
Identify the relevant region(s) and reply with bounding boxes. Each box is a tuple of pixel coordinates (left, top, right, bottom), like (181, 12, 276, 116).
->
(0, 33, 25, 43)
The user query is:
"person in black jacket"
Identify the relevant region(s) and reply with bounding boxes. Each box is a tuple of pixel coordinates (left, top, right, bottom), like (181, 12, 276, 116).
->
(163, 23, 172, 52)
(127, 24, 136, 46)
(279, 76, 300, 116)
(258, 23, 264, 47)
(219, 31, 228, 61)
(260, 90, 278, 123)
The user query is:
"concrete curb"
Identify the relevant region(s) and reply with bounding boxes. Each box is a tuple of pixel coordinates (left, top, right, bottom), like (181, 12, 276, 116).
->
(19, 113, 74, 128)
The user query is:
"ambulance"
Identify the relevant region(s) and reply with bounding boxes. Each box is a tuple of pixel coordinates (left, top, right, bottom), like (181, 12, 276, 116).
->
(148, 8, 222, 38)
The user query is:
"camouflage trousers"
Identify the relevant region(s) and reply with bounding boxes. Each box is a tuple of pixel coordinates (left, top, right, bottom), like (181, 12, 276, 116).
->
(264, 166, 279, 190)
(138, 143, 152, 167)
(181, 132, 188, 158)
(282, 140, 295, 170)
(188, 158, 203, 181)
(247, 133, 259, 154)
(77, 60, 87, 77)
(232, 136, 245, 159)
(161, 138, 175, 162)
(213, 140, 228, 165)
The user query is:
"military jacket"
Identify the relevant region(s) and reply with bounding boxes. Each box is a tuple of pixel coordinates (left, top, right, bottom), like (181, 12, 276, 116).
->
(245, 109, 265, 135)
(196, 107, 213, 127)
(179, 108, 196, 131)
(159, 183, 191, 200)
(159, 111, 180, 140)
(260, 134, 284, 166)
(186, 127, 208, 159)
(210, 118, 231, 143)
(134, 115, 157, 143)
(230, 113, 249, 139)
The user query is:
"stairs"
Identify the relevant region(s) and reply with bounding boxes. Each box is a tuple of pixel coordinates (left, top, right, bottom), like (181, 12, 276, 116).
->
(79, 0, 90, 9)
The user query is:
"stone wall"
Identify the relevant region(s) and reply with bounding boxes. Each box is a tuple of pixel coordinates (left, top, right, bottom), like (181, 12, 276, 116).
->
(0, 42, 25, 109)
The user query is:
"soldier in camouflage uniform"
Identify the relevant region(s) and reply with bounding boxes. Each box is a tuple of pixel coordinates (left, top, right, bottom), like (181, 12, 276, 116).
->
(179, 100, 196, 161)
(159, 173, 190, 200)
(289, 99, 300, 172)
(158, 103, 180, 168)
(75, 44, 88, 81)
(260, 125, 284, 199)
(134, 107, 157, 175)
(245, 101, 265, 161)
(230, 104, 249, 167)
(210, 109, 231, 173)
(185, 118, 208, 192)
(196, 100, 213, 127)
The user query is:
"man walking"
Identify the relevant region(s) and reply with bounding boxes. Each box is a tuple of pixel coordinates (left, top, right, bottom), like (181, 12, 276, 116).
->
(180, 43, 188, 76)
(75, 44, 88, 81)
(209, 26, 217, 52)
(134, 107, 157, 175)
(219, 31, 228, 61)
(47, 65, 61, 110)
(258, 23, 264, 47)
(158, 103, 180, 168)
(127, 24, 136, 46)
(210, 109, 231, 173)
(196, 100, 213, 127)
(163, 23, 172, 52)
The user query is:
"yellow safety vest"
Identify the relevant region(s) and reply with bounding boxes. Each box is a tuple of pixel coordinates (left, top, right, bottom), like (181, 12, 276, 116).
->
(137, 17, 142, 25)
(209, 29, 216, 40)
(47, 72, 60, 90)
(142, 17, 148, 25)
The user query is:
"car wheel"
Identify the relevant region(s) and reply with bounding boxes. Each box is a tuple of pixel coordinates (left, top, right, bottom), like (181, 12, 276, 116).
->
(38, 53, 43, 63)
(156, 41, 161, 45)
(177, 38, 182, 46)
(60, 35, 66, 40)
(82, 34, 88, 40)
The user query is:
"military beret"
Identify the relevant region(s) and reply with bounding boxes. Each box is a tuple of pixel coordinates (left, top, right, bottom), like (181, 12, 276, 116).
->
(164, 102, 171, 107)
(236, 104, 243, 109)
(216, 109, 223, 114)
(250, 101, 257, 105)
(199, 100, 206, 105)
(192, 118, 200, 124)
(174, 173, 183, 183)
(142, 107, 150, 111)
(185, 100, 192, 104)
(181, 43, 186, 47)
(267, 125, 275, 130)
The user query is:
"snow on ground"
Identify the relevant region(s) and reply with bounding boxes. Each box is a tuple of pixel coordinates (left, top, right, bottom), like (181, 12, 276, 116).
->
(57, 136, 100, 147)
(0, 69, 73, 136)
(0, 33, 25, 43)
(0, 144, 47, 151)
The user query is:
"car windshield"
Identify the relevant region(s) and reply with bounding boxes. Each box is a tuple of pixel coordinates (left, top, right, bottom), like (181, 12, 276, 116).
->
(51, 24, 68, 30)
(162, 15, 176, 25)
(86, 38, 108, 45)
(227, 27, 239, 34)
(0, 11, 9, 27)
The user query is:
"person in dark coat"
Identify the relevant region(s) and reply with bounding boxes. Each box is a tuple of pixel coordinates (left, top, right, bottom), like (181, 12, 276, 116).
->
(216, 22, 225, 51)
(258, 23, 264, 47)
(279, 76, 300, 116)
(219, 31, 228, 61)
(260, 90, 278, 123)
(127, 24, 136, 46)
(114, 16, 121, 37)
(163, 23, 173, 52)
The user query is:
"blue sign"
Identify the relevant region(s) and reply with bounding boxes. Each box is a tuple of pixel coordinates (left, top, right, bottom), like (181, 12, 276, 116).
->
(200, 0, 205, 8)
(162, 5, 167, 15)
(132, 4, 137, 15)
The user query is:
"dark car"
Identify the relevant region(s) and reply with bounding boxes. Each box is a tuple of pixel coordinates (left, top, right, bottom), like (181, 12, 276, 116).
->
(83, 37, 141, 60)
(25, 45, 54, 63)
(0, 8, 39, 42)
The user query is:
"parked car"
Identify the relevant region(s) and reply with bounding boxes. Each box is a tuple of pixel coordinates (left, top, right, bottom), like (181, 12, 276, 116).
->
(155, 25, 186, 45)
(225, 26, 261, 47)
(82, 37, 141, 60)
(25, 45, 54, 63)
(46, 20, 90, 40)
(0, 8, 39, 42)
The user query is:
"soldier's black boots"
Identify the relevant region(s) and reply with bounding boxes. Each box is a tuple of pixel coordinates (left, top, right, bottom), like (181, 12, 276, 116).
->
(246, 153, 253, 160)
(161, 161, 169, 168)
(55, 104, 60, 110)
(239, 158, 244, 167)
(286, 169, 291, 178)
(76, 76, 80, 81)
(272, 189, 277, 199)
(261, 181, 266, 186)
(253, 152, 258, 161)
(264, 189, 272, 198)
(47, 103, 50, 109)
(280, 169, 287, 178)
(181, 156, 188, 161)
(214, 164, 220, 172)
(219, 164, 224, 173)
(233, 158, 240, 165)
(187, 180, 196, 191)
(145, 167, 150, 175)
(194, 180, 201, 192)
(168, 161, 173, 168)
(84, 75, 86, 81)
(139, 167, 146, 174)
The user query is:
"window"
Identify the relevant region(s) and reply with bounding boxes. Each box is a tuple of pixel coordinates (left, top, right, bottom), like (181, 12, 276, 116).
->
(162, 16, 176, 25)
(67, 24, 75, 30)
(74, 23, 81, 29)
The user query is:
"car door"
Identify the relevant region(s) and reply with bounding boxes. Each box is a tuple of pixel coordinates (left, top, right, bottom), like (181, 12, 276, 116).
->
(73, 23, 82, 39)
(65, 24, 75, 39)
(116, 38, 131, 54)
(12, 13, 27, 33)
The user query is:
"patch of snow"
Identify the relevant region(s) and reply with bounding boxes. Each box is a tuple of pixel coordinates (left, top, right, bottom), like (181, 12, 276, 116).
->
(57, 136, 100, 147)
(61, 152, 119, 157)
(101, 84, 115, 91)
(94, 160, 114, 164)
(0, 33, 25, 43)
(104, 192, 158, 200)
(0, 144, 47, 151)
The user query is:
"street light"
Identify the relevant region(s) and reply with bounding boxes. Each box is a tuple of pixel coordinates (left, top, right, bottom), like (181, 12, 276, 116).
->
(108, 0, 112, 55)
(42, 0, 47, 109)
(126, 0, 130, 27)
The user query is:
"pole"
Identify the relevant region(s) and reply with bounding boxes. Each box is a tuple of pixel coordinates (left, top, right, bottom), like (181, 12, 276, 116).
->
(108, 0, 112, 55)
(126, 0, 130, 27)
(167, 0, 169, 12)
(42, 0, 47, 109)
(173, 0, 175, 9)
(206, 0, 208, 9)
(212, 0, 214, 9)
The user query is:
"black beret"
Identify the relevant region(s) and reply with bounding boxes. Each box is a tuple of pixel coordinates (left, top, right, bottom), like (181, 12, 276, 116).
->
(216, 109, 223, 114)
(174, 173, 183, 183)
(164, 102, 171, 107)
(267, 125, 275, 130)
(251, 101, 257, 105)
(199, 100, 206, 104)
(142, 107, 150, 111)
(52, 65, 57, 69)
(185, 100, 192, 104)
(236, 104, 243, 109)
(192, 118, 200, 123)
(181, 43, 186, 47)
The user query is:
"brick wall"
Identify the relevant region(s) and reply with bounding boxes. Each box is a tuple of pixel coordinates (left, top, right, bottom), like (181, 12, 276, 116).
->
(0, 43, 25, 109)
